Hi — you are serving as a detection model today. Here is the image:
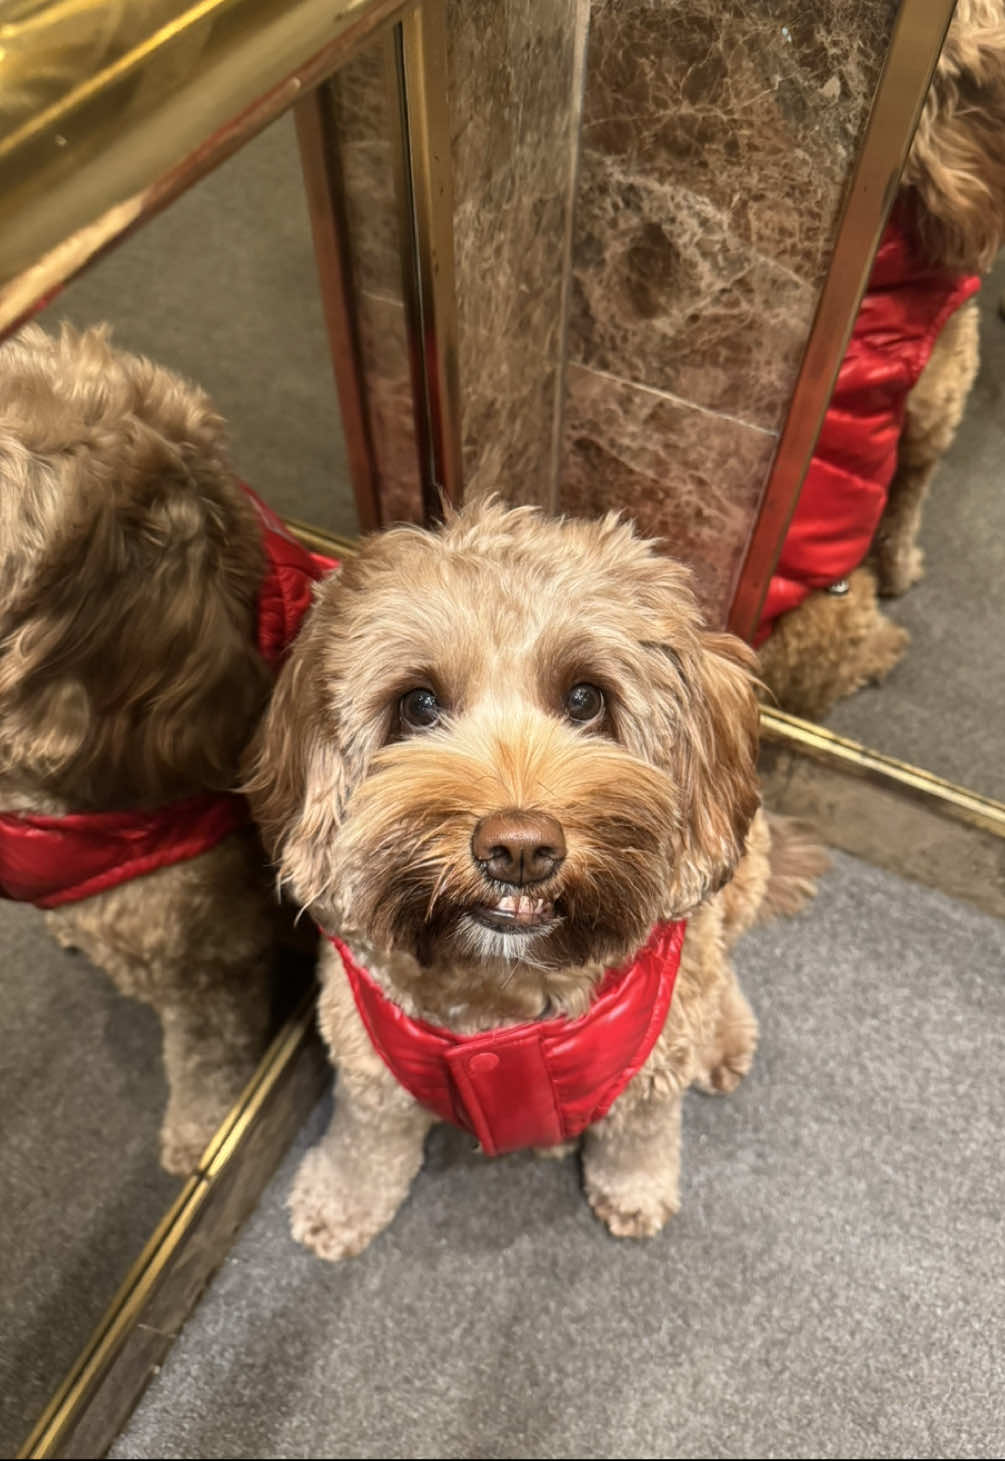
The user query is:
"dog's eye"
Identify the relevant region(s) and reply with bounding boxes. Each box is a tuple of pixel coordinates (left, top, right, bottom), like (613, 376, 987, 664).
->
(399, 687, 441, 731)
(564, 683, 605, 725)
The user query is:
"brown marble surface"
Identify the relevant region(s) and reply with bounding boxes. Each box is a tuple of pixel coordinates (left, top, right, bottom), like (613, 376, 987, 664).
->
(328, 39, 423, 524)
(357, 290, 424, 526)
(332, 39, 403, 305)
(569, 0, 899, 430)
(560, 363, 778, 623)
(448, 0, 587, 504)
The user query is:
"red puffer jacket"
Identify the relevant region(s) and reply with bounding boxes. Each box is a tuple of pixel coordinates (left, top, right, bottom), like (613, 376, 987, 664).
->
(755, 211, 980, 643)
(327, 920, 687, 1156)
(0, 487, 335, 907)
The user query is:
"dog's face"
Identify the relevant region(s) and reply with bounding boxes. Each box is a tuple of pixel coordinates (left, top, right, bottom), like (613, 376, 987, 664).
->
(246, 501, 760, 973)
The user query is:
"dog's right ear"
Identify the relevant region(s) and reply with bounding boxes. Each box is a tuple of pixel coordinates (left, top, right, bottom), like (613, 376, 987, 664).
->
(242, 607, 347, 916)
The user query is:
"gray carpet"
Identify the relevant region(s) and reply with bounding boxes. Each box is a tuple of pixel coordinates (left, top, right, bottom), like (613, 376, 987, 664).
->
(111, 851, 1005, 1460)
(0, 901, 180, 1456)
(37, 112, 356, 538)
(825, 251, 1005, 803)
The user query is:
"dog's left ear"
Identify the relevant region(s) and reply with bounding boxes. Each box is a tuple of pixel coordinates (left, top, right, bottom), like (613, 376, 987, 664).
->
(241, 598, 349, 917)
(651, 625, 761, 915)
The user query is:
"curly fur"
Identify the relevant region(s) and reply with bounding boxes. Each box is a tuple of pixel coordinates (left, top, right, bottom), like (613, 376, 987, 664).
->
(760, 0, 1004, 718)
(902, 0, 1005, 275)
(244, 499, 826, 1258)
(0, 323, 283, 1173)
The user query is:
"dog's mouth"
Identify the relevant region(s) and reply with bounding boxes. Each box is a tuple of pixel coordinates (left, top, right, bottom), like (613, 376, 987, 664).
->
(469, 893, 559, 935)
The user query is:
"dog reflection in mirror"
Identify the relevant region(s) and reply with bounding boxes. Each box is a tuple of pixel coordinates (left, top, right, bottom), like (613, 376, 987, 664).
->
(0, 323, 299, 1173)
(245, 500, 825, 1259)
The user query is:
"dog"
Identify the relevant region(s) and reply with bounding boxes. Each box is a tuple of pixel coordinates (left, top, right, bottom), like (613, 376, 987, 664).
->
(244, 499, 826, 1259)
(0, 322, 328, 1173)
(757, 0, 1005, 720)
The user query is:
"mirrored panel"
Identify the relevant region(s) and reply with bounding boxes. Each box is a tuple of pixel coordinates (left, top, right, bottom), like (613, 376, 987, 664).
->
(752, 5, 1005, 807)
(0, 25, 424, 1450)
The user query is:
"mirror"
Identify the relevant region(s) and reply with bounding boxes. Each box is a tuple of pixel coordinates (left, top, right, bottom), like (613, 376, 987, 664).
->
(0, 26, 424, 1451)
(753, 9, 1005, 808)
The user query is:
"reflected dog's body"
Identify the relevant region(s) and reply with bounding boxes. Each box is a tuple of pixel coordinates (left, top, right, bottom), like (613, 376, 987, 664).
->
(245, 500, 825, 1259)
(759, 0, 1005, 719)
(0, 323, 284, 1173)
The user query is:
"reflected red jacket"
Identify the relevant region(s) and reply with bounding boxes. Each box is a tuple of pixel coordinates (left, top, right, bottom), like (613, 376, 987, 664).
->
(756, 213, 980, 642)
(327, 920, 687, 1156)
(0, 487, 335, 909)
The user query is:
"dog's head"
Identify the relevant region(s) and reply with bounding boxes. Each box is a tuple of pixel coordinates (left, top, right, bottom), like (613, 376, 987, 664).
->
(245, 499, 760, 973)
(0, 323, 269, 808)
(901, 0, 1005, 272)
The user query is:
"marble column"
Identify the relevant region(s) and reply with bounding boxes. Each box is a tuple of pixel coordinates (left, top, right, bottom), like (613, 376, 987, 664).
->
(447, 0, 589, 504)
(559, 0, 899, 621)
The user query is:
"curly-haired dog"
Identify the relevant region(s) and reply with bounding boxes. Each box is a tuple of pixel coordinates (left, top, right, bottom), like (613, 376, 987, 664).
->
(244, 500, 825, 1259)
(0, 323, 327, 1173)
(758, 0, 1005, 719)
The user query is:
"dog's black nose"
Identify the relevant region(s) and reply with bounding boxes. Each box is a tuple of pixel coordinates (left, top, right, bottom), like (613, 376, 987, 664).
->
(472, 811, 566, 886)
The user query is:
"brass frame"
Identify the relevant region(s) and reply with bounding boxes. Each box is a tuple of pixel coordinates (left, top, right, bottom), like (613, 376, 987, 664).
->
(727, 0, 959, 641)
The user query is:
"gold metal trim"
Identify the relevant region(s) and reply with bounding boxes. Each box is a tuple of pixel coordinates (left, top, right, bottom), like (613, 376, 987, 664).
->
(727, 0, 959, 641)
(284, 517, 358, 559)
(0, 0, 411, 335)
(19, 994, 319, 1460)
(760, 707, 1005, 839)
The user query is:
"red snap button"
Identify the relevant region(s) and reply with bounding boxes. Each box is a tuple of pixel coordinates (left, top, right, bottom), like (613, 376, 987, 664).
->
(468, 1052, 500, 1075)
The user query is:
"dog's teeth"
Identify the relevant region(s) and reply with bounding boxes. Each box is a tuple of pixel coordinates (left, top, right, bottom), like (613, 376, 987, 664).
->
(497, 895, 518, 913)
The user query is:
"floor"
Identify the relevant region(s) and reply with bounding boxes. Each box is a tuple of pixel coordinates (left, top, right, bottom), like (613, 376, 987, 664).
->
(111, 851, 1005, 1460)
(0, 902, 178, 1455)
(825, 250, 1005, 803)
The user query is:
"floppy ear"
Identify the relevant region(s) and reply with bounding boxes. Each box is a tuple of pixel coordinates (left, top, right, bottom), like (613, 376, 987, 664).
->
(670, 627, 762, 910)
(242, 602, 349, 918)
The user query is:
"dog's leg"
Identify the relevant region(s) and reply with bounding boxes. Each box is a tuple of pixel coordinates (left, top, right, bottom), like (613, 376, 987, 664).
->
(694, 967, 758, 1095)
(288, 945, 433, 1260)
(157, 963, 273, 1173)
(757, 568, 908, 718)
(871, 299, 979, 596)
(46, 845, 281, 1176)
(582, 1088, 683, 1239)
(289, 1066, 432, 1261)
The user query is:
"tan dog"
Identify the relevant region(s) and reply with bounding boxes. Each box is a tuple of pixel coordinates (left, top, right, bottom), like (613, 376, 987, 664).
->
(759, 0, 1005, 719)
(245, 500, 825, 1259)
(0, 323, 287, 1173)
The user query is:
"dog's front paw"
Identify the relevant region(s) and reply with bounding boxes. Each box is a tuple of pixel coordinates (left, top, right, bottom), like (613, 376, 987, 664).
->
(288, 1146, 401, 1262)
(159, 1114, 219, 1175)
(585, 1182, 679, 1240)
(533, 1139, 578, 1161)
(695, 1044, 754, 1095)
(877, 544, 924, 597)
